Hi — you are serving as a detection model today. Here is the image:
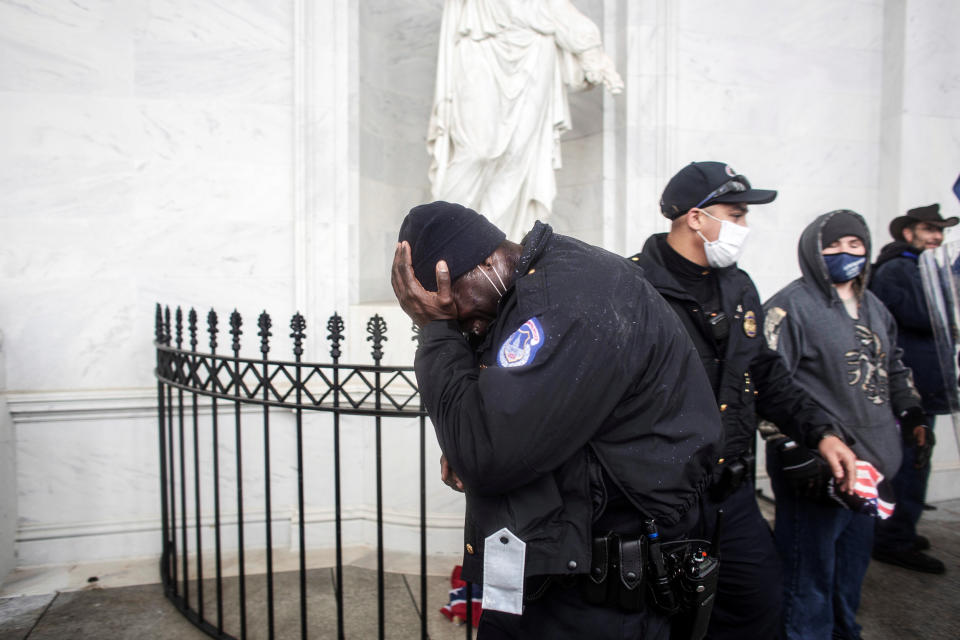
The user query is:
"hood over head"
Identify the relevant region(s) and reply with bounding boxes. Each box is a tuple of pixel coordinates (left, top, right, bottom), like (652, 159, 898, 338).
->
(798, 209, 871, 301)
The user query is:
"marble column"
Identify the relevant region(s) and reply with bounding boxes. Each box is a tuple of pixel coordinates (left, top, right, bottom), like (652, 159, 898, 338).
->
(294, 0, 358, 360)
(879, 0, 960, 224)
(0, 331, 14, 583)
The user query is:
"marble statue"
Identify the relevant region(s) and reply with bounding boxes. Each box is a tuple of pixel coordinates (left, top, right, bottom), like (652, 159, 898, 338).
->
(427, 0, 623, 240)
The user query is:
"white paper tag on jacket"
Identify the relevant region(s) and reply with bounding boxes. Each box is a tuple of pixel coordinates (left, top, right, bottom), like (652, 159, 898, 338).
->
(481, 527, 526, 615)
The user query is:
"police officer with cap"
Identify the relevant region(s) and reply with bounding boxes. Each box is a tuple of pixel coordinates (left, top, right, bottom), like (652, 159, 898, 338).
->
(392, 201, 722, 639)
(629, 162, 858, 639)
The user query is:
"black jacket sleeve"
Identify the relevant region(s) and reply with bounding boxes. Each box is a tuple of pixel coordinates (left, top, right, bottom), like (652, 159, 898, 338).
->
(415, 313, 633, 497)
(873, 293, 925, 418)
(752, 341, 838, 448)
(871, 260, 932, 333)
(757, 305, 842, 448)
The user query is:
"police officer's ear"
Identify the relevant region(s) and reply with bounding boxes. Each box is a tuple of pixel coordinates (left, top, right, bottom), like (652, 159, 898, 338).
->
(685, 208, 707, 232)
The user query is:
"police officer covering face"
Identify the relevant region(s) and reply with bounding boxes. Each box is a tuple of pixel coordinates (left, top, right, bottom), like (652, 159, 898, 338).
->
(629, 162, 859, 640)
(392, 201, 722, 639)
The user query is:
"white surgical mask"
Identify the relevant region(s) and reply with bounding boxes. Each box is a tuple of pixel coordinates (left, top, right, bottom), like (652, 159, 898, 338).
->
(479, 264, 507, 299)
(696, 210, 751, 268)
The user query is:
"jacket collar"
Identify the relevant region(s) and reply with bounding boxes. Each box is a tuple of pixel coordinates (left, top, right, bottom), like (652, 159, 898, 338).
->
(517, 220, 553, 275)
(636, 233, 717, 302)
(874, 240, 920, 269)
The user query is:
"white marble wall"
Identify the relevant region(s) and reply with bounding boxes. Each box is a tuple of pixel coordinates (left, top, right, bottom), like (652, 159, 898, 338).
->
(0, 0, 300, 567)
(551, 0, 609, 247)
(0, 0, 297, 392)
(621, 0, 960, 299)
(357, 0, 439, 303)
(0, 331, 15, 582)
(880, 0, 960, 222)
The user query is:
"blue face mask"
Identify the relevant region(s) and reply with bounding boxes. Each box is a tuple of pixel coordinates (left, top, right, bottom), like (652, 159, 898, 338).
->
(823, 252, 866, 283)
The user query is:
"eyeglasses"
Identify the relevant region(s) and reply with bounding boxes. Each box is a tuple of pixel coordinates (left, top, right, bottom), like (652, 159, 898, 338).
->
(694, 178, 749, 209)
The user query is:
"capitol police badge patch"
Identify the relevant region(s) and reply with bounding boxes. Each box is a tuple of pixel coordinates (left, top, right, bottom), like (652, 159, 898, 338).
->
(743, 310, 758, 338)
(498, 318, 544, 368)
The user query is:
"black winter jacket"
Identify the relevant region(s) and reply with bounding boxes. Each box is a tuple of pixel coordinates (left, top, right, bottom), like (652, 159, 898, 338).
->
(870, 242, 949, 414)
(416, 223, 721, 583)
(631, 234, 837, 456)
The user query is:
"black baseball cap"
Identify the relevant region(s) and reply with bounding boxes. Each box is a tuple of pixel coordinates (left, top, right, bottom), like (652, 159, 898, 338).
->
(660, 161, 778, 219)
(398, 201, 506, 292)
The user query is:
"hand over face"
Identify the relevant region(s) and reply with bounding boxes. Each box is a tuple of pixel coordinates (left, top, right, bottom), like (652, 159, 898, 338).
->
(391, 241, 458, 327)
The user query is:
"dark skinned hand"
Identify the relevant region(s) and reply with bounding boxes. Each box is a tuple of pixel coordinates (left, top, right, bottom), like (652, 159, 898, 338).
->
(390, 241, 458, 327)
(440, 454, 464, 492)
(914, 425, 935, 469)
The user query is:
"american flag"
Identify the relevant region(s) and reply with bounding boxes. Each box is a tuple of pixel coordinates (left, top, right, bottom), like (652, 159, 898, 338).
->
(852, 460, 895, 519)
(828, 460, 895, 519)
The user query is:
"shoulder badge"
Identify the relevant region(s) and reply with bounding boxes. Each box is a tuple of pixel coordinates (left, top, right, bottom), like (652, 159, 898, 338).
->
(764, 307, 787, 350)
(743, 310, 758, 338)
(498, 318, 544, 368)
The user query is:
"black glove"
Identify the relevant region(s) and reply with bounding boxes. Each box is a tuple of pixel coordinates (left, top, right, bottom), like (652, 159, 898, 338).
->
(913, 425, 935, 469)
(771, 437, 829, 499)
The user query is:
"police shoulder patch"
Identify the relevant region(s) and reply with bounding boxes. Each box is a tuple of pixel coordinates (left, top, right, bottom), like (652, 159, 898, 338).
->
(497, 318, 544, 368)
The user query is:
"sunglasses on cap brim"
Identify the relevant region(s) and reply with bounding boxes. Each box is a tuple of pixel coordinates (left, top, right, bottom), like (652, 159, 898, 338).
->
(694, 178, 750, 210)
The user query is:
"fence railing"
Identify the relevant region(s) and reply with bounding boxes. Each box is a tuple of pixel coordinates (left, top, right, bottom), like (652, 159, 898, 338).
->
(154, 303, 476, 639)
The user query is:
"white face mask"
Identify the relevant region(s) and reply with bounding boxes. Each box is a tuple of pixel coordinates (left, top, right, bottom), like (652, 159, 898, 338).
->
(695, 209, 751, 268)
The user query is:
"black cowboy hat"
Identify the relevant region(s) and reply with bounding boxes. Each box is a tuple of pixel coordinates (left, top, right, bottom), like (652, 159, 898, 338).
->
(889, 203, 958, 241)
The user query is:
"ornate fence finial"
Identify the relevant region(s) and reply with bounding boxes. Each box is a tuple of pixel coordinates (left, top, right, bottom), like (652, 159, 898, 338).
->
(290, 313, 306, 358)
(188, 308, 198, 351)
(327, 313, 344, 360)
(229, 309, 243, 355)
(366, 314, 388, 363)
(163, 307, 172, 345)
(175, 307, 184, 349)
(411, 321, 423, 346)
(258, 311, 272, 356)
(155, 304, 163, 343)
(207, 308, 218, 352)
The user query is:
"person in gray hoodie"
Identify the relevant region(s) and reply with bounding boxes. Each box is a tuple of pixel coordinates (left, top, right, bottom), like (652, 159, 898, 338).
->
(763, 210, 930, 640)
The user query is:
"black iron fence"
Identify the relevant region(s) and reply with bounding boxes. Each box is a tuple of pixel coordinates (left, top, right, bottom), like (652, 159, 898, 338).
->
(154, 304, 476, 639)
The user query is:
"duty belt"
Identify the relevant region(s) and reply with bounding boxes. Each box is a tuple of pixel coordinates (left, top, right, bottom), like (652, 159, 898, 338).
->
(578, 519, 720, 640)
(710, 451, 755, 501)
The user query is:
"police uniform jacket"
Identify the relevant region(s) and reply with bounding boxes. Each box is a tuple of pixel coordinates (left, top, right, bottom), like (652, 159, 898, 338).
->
(632, 234, 836, 459)
(416, 223, 721, 584)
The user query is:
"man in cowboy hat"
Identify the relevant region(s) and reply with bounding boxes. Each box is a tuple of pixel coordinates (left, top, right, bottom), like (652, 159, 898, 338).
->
(888, 203, 959, 251)
(869, 203, 957, 574)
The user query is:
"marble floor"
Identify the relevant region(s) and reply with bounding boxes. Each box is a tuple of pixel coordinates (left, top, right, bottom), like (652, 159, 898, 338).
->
(2, 498, 959, 639)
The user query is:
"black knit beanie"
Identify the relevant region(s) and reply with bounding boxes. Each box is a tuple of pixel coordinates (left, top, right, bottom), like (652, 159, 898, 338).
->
(398, 201, 506, 292)
(821, 211, 867, 249)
